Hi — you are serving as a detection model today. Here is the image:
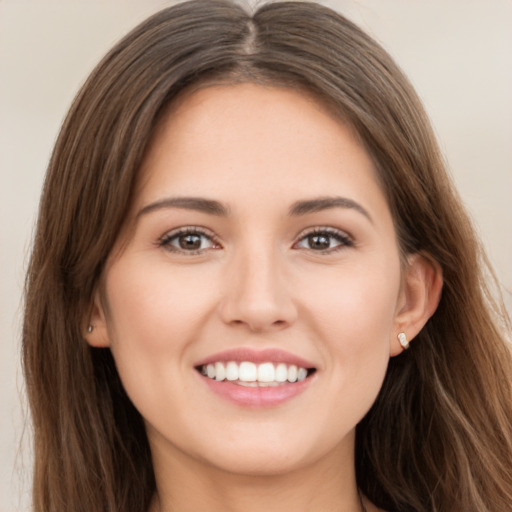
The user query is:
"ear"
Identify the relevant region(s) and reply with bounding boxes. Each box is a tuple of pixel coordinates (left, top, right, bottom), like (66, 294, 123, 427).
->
(83, 288, 111, 348)
(390, 252, 443, 356)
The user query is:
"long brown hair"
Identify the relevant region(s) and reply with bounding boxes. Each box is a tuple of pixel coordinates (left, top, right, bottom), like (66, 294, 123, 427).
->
(23, 1, 512, 511)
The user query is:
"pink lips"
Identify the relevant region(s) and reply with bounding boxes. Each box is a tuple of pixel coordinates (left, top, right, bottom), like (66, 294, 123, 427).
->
(194, 348, 316, 408)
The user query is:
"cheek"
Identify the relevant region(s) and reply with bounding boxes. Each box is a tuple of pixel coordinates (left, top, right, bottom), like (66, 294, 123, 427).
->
(297, 254, 401, 374)
(104, 258, 217, 353)
(302, 256, 399, 324)
(101, 259, 223, 424)
(102, 258, 220, 422)
(275, 256, 402, 452)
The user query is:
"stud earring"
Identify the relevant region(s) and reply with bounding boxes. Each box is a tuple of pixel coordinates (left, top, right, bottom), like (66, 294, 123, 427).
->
(87, 325, 94, 333)
(398, 332, 409, 350)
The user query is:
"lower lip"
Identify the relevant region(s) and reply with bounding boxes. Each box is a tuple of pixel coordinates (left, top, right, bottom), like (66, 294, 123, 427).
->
(200, 374, 313, 407)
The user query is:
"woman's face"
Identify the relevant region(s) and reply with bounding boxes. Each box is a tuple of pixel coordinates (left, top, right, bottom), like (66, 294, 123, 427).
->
(92, 83, 407, 476)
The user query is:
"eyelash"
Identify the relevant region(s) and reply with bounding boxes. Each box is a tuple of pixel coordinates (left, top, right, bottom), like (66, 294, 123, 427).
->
(294, 227, 354, 253)
(158, 227, 221, 255)
(157, 226, 354, 255)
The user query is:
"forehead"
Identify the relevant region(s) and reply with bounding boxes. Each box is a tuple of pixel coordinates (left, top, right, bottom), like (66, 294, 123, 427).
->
(135, 83, 384, 210)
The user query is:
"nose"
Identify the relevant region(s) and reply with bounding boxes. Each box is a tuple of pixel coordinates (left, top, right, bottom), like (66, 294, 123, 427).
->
(218, 246, 298, 333)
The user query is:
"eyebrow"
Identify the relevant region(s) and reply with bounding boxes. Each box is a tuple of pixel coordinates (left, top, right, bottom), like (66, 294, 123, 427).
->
(137, 195, 372, 223)
(137, 196, 229, 218)
(288, 196, 373, 223)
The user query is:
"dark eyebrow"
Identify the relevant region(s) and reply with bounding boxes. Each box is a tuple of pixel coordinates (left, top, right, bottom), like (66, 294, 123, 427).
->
(137, 197, 229, 218)
(288, 196, 373, 223)
(137, 195, 371, 222)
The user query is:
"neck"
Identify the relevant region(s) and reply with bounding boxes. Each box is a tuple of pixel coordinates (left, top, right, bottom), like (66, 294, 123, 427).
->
(149, 436, 367, 512)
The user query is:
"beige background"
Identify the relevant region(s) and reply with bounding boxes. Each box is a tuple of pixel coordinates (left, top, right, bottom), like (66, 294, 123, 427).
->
(1, 1, 511, 510)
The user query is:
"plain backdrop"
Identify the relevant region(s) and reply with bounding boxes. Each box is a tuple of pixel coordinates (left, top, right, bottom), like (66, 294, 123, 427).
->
(1, 1, 511, 510)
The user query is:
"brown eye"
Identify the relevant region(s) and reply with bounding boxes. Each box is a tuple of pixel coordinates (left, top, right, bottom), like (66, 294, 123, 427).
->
(307, 234, 331, 250)
(295, 228, 353, 252)
(178, 234, 203, 250)
(159, 228, 219, 254)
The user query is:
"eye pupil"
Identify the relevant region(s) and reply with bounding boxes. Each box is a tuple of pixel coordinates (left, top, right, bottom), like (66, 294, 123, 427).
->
(308, 234, 330, 249)
(179, 234, 202, 250)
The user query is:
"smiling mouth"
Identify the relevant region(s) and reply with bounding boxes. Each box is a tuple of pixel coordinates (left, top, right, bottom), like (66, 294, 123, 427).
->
(197, 361, 317, 387)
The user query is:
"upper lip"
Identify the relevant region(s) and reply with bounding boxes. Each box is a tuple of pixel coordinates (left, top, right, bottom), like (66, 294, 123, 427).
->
(194, 348, 316, 369)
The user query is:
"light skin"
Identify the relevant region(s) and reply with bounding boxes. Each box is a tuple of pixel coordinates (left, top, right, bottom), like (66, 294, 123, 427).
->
(87, 83, 442, 512)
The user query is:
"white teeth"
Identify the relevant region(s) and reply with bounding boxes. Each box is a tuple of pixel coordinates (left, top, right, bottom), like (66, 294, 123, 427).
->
(297, 367, 308, 382)
(239, 362, 257, 382)
(225, 361, 239, 381)
(287, 365, 298, 383)
(200, 361, 311, 385)
(257, 362, 275, 382)
(238, 381, 280, 387)
(214, 362, 225, 381)
(275, 363, 288, 382)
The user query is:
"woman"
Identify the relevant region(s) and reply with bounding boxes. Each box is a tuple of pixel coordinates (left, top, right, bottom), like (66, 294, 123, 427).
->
(22, 1, 512, 511)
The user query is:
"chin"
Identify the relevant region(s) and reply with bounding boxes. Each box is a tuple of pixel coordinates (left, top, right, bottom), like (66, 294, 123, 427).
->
(186, 426, 352, 478)
(199, 447, 312, 477)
